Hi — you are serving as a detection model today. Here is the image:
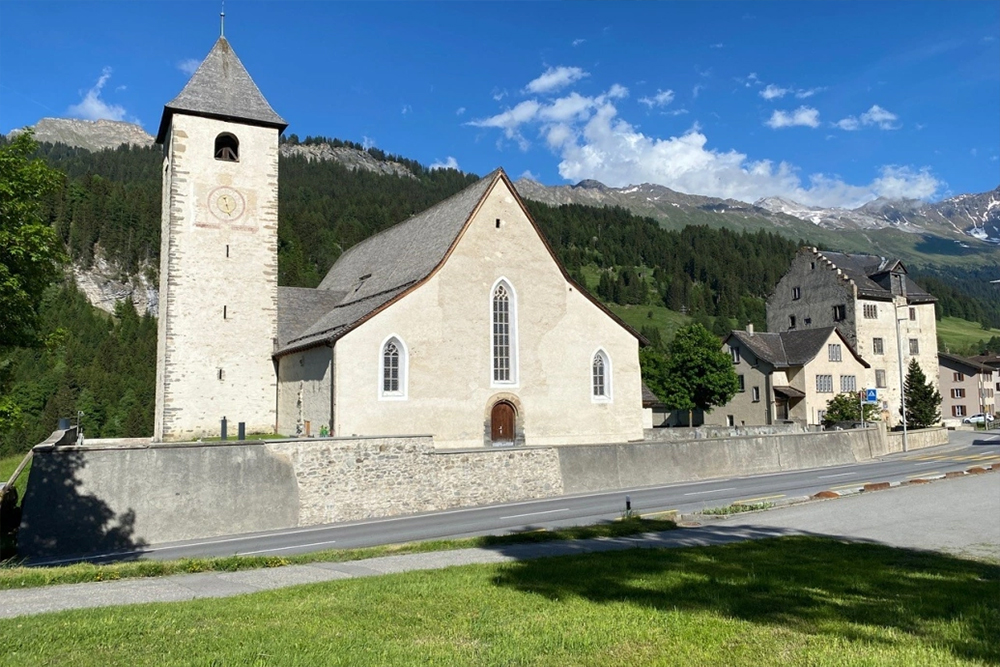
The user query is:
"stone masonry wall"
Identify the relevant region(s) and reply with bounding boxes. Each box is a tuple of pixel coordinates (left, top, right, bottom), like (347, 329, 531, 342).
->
(267, 437, 563, 525)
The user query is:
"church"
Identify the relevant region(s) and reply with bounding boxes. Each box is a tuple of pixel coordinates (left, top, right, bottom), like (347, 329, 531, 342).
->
(153, 35, 646, 449)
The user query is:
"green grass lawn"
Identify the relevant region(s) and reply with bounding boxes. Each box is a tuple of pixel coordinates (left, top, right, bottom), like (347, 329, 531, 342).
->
(607, 302, 692, 342)
(937, 316, 1000, 353)
(1, 536, 996, 666)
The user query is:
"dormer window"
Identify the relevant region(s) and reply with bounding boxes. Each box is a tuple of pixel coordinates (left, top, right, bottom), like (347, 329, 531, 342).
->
(215, 133, 239, 162)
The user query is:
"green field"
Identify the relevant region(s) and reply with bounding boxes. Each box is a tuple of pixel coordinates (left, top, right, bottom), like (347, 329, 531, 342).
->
(937, 316, 1000, 353)
(1, 537, 996, 667)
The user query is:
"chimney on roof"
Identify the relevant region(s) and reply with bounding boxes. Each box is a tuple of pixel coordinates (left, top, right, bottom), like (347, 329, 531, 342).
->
(746, 323, 754, 336)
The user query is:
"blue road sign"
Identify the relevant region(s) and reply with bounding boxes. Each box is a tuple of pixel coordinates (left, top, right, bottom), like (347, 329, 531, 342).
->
(865, 388, 878, 403)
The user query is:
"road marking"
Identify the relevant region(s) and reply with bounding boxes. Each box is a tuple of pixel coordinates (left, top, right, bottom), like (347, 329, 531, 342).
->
(818, 472, 856, 479)
(500, 508, 569, 520)
(683, 487, 737, 496)
(734, 494, 785, 504)
(830, 482, 869, 490)
(908, 472, 940, 479)
(912, 461, 939, 466)
(238, 540, 338, 556)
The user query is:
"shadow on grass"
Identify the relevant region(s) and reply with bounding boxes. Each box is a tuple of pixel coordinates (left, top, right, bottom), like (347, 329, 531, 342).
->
(491, 533, 1000, 664)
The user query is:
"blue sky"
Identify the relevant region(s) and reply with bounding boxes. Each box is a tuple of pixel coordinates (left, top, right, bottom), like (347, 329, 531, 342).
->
(1, 1, 997, 208)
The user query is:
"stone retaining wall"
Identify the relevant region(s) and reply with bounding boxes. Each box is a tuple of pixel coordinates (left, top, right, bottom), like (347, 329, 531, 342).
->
(266, 438, 562, 525)
(886, 427, 948, 452)
(643, 423, 819, 442)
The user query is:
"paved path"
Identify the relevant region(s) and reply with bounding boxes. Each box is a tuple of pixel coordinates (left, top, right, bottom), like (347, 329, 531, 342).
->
(2, 472, 997, 619)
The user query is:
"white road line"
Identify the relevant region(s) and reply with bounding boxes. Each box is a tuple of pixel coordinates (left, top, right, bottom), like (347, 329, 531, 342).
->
(683, 487, 737, 496)
(913, 461, 939, 466)
(818, 472, 856, 479)
(500, 508, 569, 520)
(237, 540, 338, 556)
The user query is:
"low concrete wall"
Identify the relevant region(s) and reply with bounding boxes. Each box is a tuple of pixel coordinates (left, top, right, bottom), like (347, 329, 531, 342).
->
(20, 423, 943, 560)
(560, 427, 886, 494)
(886, 427, 948, 453)
(643, 423, 819, 442)
(18, 436, 563, 559)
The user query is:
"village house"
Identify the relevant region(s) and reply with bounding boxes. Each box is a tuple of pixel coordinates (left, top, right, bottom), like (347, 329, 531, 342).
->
(766, 248, 939, 425)
(938, 352, 996, 424)
(706, 325, 870, 427)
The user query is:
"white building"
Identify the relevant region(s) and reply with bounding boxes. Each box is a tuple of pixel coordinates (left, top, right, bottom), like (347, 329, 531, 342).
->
(154, 36, 646, 446)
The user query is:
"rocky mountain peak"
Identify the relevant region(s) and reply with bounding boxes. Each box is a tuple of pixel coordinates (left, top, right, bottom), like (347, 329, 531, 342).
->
(573, 179, 609, 191)
(10, 117, 154, 151)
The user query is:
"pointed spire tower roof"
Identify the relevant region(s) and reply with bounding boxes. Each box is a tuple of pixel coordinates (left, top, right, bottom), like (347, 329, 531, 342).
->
(156, 36, 287, 143)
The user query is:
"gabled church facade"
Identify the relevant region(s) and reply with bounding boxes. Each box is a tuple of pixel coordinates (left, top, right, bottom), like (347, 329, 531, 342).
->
(275, 170, 645, 448)
(154, 36, 645, 447)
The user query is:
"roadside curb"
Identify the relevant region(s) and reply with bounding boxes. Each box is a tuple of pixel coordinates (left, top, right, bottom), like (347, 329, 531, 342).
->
(808, 463, 998, 501)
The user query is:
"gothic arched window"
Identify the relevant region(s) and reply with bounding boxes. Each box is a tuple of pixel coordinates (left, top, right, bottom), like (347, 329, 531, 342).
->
(592, 350, 611, 401)
(215, 133, 239, 162)
(380, 336, 407, 399)
(492, 280, 518, 385)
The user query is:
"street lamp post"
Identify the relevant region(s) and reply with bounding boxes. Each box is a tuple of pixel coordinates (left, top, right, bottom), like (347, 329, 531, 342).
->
(895, 309, 909, 453)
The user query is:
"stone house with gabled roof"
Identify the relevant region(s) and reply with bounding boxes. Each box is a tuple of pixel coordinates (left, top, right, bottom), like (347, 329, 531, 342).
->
(273, 169, 646, 448)
(708, 325, 870, 427)
(766, 248, 938, 426)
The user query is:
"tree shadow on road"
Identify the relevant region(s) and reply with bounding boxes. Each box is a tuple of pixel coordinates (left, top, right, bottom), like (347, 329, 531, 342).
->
(490, 533, 1000, 664)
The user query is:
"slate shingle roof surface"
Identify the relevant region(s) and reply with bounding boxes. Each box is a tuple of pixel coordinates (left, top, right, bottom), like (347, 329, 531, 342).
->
(938, 352, 994, 373)
(817, 251, 935, 303)
(156, 37, 287, 143)
(275, 171, 501, 355)
(729, 327, 869, 368)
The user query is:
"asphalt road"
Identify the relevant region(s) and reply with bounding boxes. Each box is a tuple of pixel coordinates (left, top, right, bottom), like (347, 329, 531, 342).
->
(33, 428, 1000, 565)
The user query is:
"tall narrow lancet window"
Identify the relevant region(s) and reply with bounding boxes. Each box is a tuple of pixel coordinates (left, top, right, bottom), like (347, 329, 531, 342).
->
(592, 350, 611, 401)
(214, 133, 239, 162)
(492, 280, 517, 385)
(380, 336, 407, 399)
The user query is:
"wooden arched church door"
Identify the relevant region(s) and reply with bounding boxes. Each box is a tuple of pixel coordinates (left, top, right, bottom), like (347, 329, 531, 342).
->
(490, 401, 515, 446)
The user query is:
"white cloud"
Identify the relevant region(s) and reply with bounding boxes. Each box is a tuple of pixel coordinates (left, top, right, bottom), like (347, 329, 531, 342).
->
(760, 84, 789, 100)
(362, 136, 376, 149)
(638, 89, 675, 108)
(456, 107, 466, 116)
(835, 104, 900, 131)
(524, 66, 589, 94)
(492, 87, 507, 102)
(795, 87, 824, 99)
(177, 58, 201, 75)
(606, 84, 629, 99)
(766, 106, 820, 129)
(401, 104, 412, 115)
(666, 108, 689, 116)
(572, 38, 586, 47)
(860, 104, 899, 130)
(429, 156, 460, 171)
(692, 84, 704, 99)
(520, 169, 539, 180)
(834, 117, 860, 131)
(469, 81, 941, 207)
(710, 43, 724, 49)
(67, 67, 128, 121)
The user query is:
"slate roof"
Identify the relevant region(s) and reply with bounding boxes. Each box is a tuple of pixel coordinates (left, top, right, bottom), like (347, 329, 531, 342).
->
(728, 327, 870, 369)
(156, 37, 287, 143)
(815, 250, 936, 304)
(275, 171, 500, 355)
(938, 352, 994, 374)
(275, 168, 644, 357)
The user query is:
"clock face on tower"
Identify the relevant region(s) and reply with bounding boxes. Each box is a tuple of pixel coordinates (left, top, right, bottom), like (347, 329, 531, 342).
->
(208, 186, 247, 221)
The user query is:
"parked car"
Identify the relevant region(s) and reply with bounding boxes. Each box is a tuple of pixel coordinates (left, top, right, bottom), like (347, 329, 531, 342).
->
(962, 413, 995, 425)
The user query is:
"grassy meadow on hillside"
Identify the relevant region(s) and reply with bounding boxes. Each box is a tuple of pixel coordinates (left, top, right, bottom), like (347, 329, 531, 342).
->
(1, 537, 996, 667)
(937, 316, 1000, 353)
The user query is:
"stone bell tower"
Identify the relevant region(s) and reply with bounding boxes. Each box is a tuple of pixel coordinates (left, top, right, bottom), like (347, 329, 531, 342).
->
(153, 36, 286, 441)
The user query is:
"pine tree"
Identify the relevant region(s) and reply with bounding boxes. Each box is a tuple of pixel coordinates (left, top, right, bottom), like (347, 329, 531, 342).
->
(903, 359, 942, 429)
